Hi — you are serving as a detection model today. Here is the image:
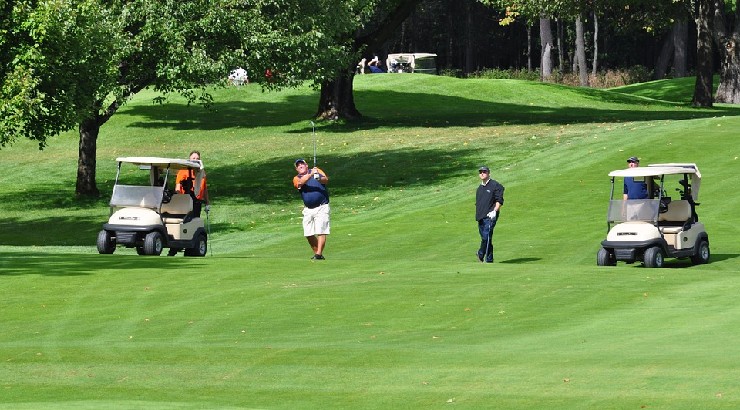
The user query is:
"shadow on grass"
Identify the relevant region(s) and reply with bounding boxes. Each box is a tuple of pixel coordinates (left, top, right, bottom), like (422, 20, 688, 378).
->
(621, 253, 739, 269)
(707, 253, 740, 263)
(0, 216, 103, 246)
(0, 147, 478, 246)
(0, 252, 200, 276)
(118, 88, 740, 133)
(500, 257, 542, 264)
(207, 147, 480, 205)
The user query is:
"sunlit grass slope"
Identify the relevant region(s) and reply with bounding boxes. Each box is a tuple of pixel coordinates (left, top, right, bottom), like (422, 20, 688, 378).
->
(1, 75, 739, 409)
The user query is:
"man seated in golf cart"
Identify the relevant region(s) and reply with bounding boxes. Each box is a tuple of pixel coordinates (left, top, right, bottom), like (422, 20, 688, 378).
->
(597, 163, 709, 268)
(97, 157, 208, 257)
(175, 150, 209, 217)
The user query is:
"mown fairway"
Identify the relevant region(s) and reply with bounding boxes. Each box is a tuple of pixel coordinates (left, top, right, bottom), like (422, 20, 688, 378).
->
(1, 75, 739, 409)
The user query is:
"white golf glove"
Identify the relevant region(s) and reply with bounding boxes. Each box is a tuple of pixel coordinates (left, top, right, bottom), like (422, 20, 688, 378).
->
(487, 210, 497, 219)
(205, 204, 211, 212)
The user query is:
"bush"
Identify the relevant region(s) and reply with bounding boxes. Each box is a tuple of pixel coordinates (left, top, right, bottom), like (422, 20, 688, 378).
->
(471, 68, 540, 81)
(439, 68, 465, 78)
(441, 66, 654, 88)
(544, 66, 654, 88)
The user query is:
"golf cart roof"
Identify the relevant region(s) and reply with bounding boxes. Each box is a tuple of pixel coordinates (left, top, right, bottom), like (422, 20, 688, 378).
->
(608, 163, 700, 178)
(609, 163, 701, 200)
(116, 157, 203, 170)
(387, 53, 437, 61)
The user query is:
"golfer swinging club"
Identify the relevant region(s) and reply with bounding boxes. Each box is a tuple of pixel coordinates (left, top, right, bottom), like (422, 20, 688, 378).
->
(475, 166, 504, 263)
(293, 158, 330, 260)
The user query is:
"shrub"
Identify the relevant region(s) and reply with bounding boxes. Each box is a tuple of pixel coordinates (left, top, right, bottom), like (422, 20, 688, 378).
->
(439, 68, 465, 78)
(471, 68, 540, 81)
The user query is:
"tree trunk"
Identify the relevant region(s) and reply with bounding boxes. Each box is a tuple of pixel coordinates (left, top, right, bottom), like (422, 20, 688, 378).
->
(540, 17, 554, 80)
(673, 19, 689, 77)
(76, 117, 101, 197)
(316, 71, 361, 120)
(464, 0, 474, 75)
(527, 24, 532, 72)
(693, 0, 714, 107)
(557, 18, 566, 72)
(592, 12, 599, 76)
(715, 35, 740, 102)
(713, 0, 740, 103)
(654, 33, 674, 80)
(575, 17, 589, 86)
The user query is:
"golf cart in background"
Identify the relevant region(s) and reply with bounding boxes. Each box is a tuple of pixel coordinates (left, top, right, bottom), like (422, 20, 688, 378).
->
(96, 157, 208, 257)
(597, 163, 709, 268)
(386, 53, 437, 74)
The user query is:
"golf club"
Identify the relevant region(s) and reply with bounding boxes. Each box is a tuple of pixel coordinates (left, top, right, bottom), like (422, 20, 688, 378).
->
(311, 120, 317, 167)
(485, 227, 491, 263)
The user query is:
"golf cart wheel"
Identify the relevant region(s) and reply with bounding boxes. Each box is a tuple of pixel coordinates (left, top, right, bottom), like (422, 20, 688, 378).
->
(135, 246, 146, 255)
(96, 230, 115, 254)
(643, 247, 664, 268)
(597, 247, 616, 266)
(143, 231, 163, 256)
(691, 240, 710, 265)
(184, 233, 207, 257)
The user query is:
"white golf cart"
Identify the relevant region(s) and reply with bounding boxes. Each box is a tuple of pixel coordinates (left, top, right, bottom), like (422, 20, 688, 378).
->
(597, 163, 709, 268)
(385, 53, 437, 74)
(96, 157, 208, 257)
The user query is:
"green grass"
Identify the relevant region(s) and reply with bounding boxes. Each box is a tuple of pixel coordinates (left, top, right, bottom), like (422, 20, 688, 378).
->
(1, 75, 740, 409)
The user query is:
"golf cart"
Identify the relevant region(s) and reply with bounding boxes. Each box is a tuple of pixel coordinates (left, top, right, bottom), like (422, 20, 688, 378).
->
(386, 53, 437, 74)
(96, 157, 208, 257)
(597, 163, 709, 268)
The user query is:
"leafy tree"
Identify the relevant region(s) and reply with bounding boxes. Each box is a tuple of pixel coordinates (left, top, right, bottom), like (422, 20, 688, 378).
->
(2, 0, 424, 194)
(1, 0, 121, 150)
(315, 0, 424, 120)
(1, 0, 252, 196)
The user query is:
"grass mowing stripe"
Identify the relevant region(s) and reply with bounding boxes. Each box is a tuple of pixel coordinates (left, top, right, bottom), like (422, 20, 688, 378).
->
(2, 76, 740, 408)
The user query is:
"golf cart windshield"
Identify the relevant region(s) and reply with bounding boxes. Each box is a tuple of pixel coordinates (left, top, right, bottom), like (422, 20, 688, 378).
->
(109, 157, 204, 209)
(607, 199, 660, 223)
(605, 162, 700, 224)
(110, 185, 164, 208)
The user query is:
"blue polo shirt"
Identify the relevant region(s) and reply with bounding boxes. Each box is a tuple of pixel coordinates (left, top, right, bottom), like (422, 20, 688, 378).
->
(624, 177, 649, 199)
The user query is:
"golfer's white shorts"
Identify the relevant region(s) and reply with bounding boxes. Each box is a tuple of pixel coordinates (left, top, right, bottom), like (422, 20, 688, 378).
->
(302, 203, 330, 236)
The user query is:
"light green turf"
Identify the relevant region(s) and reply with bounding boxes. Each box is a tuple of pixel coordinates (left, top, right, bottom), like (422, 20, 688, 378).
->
(1, 75, 739, 409)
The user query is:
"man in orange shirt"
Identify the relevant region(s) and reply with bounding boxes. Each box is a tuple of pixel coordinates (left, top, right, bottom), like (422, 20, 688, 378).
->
(175, 150, 209, 217)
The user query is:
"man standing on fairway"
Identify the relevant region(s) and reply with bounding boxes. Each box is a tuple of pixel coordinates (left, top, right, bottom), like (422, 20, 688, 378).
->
(293, 159, 330, 260)
(475, 166, 504, 263)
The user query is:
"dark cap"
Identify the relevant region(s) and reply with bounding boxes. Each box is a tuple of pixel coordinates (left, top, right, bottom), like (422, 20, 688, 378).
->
(627, 156, 639, 163)
(294, 158, 307, 166)
(478, 166, 490, 173)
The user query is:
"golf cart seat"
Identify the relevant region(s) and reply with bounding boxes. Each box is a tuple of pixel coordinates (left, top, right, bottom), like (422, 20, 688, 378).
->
(161, 193, 193, 223)
(658, 200, 692, 233)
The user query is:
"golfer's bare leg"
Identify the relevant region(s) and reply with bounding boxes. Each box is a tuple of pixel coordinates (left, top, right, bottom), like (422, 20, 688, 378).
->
(315, 234, 326, 256)
(306, 235, 319, 254)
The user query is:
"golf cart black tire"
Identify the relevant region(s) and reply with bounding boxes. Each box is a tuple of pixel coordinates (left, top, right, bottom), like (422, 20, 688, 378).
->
(691, 240, 710, 265)
(644, 246, 664, 268)
(184, 233, 207, 257)
(97, 230, 115, 254)
(597, 247, 616, 266)
(143, 231, 164, 256)
(135, 246, 146, 255)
